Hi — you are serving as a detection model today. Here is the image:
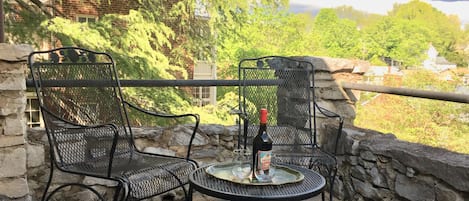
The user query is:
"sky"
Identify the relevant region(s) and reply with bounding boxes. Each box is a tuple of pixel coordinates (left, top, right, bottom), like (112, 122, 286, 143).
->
(289, 0, 469, 25)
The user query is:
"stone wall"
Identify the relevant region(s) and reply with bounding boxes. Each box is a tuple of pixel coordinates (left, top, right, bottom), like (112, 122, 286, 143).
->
(286, 56, 364, 145)
(270, 56, 357, 150)
(26, 125, 469, 201)
(26, 125, 238, 200)
(327, 125, 469, 201)
(0, 44, 33, 201)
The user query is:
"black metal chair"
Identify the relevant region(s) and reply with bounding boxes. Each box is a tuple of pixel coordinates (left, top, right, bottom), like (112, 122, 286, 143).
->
(28, 47, 200, 201)
(236, 56, 343, 201)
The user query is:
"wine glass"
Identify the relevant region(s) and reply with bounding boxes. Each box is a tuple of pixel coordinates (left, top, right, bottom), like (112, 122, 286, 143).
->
(231, 148, 252, 180)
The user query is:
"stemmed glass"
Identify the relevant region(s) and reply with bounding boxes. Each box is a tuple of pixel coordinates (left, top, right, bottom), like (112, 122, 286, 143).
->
(231, 148, 252, 181)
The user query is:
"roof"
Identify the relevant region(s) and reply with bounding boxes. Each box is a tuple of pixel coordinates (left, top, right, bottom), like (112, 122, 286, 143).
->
(435, 56, 456, 66)
(363, 66, 402, 76)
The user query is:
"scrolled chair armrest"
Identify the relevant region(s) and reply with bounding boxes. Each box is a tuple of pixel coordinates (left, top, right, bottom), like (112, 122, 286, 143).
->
(123, 101, 200, 120)
(313, 103, 344, 155)
(314, 103, 341, 119)
(41, 107, 120, 177)
(122, 101, 200, 160)
(41, 106, 119, 139)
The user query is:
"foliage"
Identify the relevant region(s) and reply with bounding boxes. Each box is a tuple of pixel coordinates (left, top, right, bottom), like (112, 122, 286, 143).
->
(5, 0, 243, 125)
(6, 0, 294, 125)
(333, 6, 383, 28)
(5, 0, 469, 149)
(4, 2, 49, 46)
(389, 0, 466, 66)
(355, 71, 469, 154)
(312, 9, 361, 58)
(362, 17, 431, 67)
(323, 0, 468, 67)
(215, 3, 314, 70)
(6, 0, 469, 68)
(214, 2, 317, 108)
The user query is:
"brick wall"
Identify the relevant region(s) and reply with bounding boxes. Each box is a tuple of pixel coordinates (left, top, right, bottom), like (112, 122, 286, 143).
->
(53, 0, 137, 20)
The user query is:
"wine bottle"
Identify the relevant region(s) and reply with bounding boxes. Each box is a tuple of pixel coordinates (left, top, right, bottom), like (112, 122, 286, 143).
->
(252, 108, 273, 182)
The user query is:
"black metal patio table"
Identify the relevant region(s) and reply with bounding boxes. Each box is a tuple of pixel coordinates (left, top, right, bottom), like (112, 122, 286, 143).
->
(188, 163, 326, 201)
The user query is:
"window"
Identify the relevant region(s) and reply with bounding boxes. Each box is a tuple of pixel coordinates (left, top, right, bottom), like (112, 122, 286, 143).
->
(25, 93, 43, 128)
(193, 61, 217, 106)
(77, 15, 97, 23)
(192, 87, 211, 106)
(195, 0, 210, 18)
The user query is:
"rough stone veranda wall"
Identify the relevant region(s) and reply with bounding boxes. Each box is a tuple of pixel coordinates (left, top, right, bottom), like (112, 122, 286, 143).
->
(274, 56, 361, 144)
(0, 50, 468, 201)
(26, 125, 469, 201)
(329, 126, 469, 201)
(0, 44, 34, 201)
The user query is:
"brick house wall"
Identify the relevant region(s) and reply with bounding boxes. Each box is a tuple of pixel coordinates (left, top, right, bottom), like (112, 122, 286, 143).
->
(40, 0, 217, 107)
(52, 0, 136, 20)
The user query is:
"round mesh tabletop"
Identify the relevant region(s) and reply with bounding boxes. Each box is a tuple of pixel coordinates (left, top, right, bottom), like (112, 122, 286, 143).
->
(189, 163, 325, 201)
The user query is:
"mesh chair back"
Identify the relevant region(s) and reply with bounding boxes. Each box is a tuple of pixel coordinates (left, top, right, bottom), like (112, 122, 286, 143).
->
(238, 56, 317, 153)
(28, 47, 132, 170)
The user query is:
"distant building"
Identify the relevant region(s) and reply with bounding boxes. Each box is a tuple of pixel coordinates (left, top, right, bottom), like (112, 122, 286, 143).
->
(362, 66, 402, 85)
(423, 44, 457, 72)
(464, 74, 469, 86)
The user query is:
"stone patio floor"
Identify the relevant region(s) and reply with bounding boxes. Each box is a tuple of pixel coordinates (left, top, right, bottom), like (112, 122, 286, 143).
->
(191, 191, 338, 201)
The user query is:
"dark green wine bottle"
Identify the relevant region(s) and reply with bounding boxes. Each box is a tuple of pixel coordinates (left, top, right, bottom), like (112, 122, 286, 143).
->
(252, 108, 273, 181)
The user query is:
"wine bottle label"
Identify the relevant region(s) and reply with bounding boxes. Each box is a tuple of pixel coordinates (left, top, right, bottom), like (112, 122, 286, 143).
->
(257, 150, 272, 171)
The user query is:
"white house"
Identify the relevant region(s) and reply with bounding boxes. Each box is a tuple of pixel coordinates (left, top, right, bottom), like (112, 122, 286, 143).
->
(362, 66, 402, 85)
(423, 44, 457, 72)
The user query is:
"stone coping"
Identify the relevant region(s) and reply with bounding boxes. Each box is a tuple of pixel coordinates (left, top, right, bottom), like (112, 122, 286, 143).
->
(360, 134, 469, 192)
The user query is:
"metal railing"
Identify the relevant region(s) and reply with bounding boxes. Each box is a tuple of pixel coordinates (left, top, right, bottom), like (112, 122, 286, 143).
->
(26, 79, 469, 103)
(342, 82, 469, 104)
(26, 79, 274, 87)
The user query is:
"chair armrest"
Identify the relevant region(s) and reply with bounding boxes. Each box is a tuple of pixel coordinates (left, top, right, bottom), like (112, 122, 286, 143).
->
(123, 101, 200, 160)
(230, 108, 251, 149)
(314, 103, 341, 119)
(40, 107, 120, 177)
(313, 103, 344, 155)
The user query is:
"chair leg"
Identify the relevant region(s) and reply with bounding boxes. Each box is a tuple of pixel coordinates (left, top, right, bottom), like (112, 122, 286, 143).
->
(181, 185, 189, 201)
(45, 183, 105, 201)
(113, 185, 121, 201)
(311, 163, 330, 201)
(159, 166, 188, 201)
(41, 161, 54, 201)
(113, 180, 127, 201)
(328, 168, 338, 201)
(187, 184, 194, 201)
(116, 178, 131, 201)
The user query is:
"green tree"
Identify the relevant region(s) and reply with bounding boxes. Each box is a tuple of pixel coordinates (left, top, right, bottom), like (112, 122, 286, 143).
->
(214, 2, 314, 106)
(6, 0, 291, 125)
(333, 6, 384, 28)
(311, 9, 361, 58)
(363, 16, 430, 67)
(4, 1, 50, 46)
(215, 2, 315, 79)
(389, 0, 465, 66)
